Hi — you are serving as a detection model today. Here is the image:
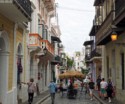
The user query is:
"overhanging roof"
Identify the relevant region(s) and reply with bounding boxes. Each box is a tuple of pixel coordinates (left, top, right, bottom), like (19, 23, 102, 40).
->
(51, 36, 61, 43)
(94, 0, 104, 6)
(83, 40, 93, 46)
(89, 25, 100, 36)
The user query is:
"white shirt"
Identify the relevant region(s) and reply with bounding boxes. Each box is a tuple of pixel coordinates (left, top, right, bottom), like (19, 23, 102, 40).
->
(100, 81, 107, 88)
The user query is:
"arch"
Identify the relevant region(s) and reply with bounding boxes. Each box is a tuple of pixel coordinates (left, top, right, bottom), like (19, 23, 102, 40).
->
(0, 30, 10, 52)
(0, 30, 9, 104)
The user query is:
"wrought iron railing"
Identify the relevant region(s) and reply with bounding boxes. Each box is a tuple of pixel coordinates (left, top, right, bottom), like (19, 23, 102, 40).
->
(15, 0, 31, 17)
(91, 47, 102, 58)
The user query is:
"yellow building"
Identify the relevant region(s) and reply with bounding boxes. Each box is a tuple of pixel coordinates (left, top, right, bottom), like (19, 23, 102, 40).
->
(0, 0, 31, 104)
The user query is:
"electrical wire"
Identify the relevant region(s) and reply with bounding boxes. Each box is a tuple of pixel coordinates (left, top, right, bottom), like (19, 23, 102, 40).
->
(56, 5, 94, 13)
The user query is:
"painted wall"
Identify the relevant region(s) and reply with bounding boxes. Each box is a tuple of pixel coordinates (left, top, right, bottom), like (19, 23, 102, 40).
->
(105, 32, 125, 104)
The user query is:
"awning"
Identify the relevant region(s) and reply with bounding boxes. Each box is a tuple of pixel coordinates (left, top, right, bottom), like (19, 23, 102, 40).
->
(51, 36, 61, 43)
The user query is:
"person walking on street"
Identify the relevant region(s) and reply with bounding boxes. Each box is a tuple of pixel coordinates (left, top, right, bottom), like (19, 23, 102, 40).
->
(100, 78, 108, 100)
(80, 81, 84, 92)
(48, 81, 57, 104)
(22, 78, 36, 104)
(106, 79, 113, 103)
(88, 79, 95, 100)
(59, 81, 63, 97)
(96, 76, 101, 98)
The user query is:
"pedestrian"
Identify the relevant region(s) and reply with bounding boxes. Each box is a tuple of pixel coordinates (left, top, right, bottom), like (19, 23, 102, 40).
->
(27, 78, 36, 104)
(48, 80, 57, 104)
(100, 78, 108, 100)
(106, 79, 113, 103)
(59, 81, 63, 96)
(88, 79, 95, 100)
(22, 78, 36, 104)
(80, 81, 84, 92)
(96, 75, 101, 97)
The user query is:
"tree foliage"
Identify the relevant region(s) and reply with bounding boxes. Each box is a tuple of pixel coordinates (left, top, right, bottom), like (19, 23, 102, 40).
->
(66, 56, 74, 69)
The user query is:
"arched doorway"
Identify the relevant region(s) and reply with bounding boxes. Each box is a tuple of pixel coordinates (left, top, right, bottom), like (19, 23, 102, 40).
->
(16, 43, 23, 103)
(0, 31, 9, 104)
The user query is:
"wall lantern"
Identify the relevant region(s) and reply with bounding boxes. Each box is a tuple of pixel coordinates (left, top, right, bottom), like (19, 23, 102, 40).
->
(111, 31, 117, 41)
(37, 46, 47, 57)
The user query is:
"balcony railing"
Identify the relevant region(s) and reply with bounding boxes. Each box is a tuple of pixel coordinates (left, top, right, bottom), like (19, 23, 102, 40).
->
(0, 0, 31, 22)
(41, 40, 54, 55)
(96, 10, 114, 45)
(91, 47, 102, 58)
(16, 0, 31, 17)
(85, 55, 91, 62)
(28, 34, 41, 52)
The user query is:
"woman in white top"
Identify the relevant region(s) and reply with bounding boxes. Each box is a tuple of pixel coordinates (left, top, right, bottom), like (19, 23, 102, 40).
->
(100, 78, 107, 99)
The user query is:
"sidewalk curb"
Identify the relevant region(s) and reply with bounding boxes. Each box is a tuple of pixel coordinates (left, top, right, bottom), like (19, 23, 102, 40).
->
(36, 94, 50, 104)
(93, 94, 106, 104)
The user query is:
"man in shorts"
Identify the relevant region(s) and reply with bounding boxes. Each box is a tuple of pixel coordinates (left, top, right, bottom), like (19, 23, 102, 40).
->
(100, 78, 107, 99)
(88, 79, 95, 100)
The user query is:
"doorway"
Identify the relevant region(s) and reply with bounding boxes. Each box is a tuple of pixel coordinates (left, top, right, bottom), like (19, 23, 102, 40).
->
(17, 43, 23, 103)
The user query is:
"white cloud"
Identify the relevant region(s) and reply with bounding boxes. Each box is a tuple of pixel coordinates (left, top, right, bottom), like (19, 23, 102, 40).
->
(56, 0, 95, 56)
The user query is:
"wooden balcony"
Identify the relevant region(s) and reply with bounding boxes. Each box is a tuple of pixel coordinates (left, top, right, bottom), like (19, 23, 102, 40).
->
(43, 0, 55, 12)
(28, 33, 41, 52)
(90, 47, 102, 63)
(0, 0, 31, 22)
(96, 10, 114, 45)
(40, 40, 54, 55)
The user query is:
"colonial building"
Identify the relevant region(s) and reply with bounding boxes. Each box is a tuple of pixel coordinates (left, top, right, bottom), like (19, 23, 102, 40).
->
(0, 0, 62, 104)
(0, 0, 31, 104)
(93, 0, 125, 103)
(73, 51, 85, 72)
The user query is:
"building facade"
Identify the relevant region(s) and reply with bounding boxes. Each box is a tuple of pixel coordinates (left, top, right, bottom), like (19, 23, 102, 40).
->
(93, 0, 125, 103)
(0, 0, 31, 104)
(0, 0, 62, 104)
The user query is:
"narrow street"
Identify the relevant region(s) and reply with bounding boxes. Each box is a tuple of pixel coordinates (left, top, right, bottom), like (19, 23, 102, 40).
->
(42, 90, 100, 104)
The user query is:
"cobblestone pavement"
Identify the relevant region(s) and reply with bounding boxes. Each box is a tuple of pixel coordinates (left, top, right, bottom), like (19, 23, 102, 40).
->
(41, 91, 100, 104)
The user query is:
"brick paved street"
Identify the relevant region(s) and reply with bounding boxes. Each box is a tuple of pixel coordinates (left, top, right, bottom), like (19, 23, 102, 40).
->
(41, 91, 100, 104)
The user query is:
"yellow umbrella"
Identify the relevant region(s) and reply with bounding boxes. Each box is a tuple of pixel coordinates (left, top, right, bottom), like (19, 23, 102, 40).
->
(59, 70, 85, 79)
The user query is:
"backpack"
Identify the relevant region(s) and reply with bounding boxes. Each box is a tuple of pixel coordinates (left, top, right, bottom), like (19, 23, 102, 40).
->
(97, 78, 101, 85)
(28, 82, 36, 93)
(107, 83, 113, 91)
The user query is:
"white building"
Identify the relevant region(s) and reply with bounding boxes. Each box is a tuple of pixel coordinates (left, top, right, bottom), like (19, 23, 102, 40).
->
(73, 51, 86, 71)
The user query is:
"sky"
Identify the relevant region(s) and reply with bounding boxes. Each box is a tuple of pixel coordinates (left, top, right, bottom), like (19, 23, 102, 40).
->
(56, 0, 95, 56)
